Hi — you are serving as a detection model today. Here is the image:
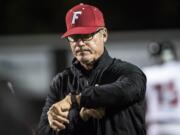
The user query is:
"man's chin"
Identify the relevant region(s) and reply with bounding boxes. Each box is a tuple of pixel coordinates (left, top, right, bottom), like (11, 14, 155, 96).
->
(79, 57, 93, 64)
(81, 58, 90, 63)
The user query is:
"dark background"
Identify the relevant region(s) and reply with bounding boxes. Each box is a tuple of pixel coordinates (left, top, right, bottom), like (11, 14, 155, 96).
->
(1, 0, 180, 35)
(0, 1, 180, 135)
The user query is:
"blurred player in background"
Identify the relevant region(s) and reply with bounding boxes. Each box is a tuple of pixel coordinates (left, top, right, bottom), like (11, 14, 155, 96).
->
(143, 41, 180, 135)
(0, 79, 34, 135)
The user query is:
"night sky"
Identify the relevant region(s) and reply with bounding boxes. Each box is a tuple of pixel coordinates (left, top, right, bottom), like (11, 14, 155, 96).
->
(1, 0, 180, 35)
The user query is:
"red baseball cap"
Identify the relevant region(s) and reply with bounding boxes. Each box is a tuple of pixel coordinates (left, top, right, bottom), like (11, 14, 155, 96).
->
(61, 3, 105, 38)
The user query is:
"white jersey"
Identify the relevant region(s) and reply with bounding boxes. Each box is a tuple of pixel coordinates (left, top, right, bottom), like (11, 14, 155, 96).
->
(143, 61, 180, 123)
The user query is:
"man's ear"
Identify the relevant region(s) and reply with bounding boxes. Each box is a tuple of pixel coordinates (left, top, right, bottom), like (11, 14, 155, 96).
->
(102, 28, 108, 43)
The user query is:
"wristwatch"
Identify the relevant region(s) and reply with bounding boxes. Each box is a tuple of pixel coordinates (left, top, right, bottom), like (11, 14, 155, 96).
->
(70, 92, 79, 108)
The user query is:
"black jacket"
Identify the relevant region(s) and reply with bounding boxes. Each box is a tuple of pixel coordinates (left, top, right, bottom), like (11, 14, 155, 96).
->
(38, 49, 146, 135)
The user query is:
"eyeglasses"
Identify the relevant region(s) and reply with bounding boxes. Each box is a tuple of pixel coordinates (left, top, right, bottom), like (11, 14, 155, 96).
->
(66, 29, 103, 42)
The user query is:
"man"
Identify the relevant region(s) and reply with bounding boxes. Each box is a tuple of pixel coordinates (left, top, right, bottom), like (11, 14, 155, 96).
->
(144, 41, 180, 135)
(38, 3, 146, 135)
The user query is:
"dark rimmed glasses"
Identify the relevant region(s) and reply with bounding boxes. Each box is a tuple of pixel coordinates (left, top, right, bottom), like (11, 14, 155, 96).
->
(66, 29, 103, 42)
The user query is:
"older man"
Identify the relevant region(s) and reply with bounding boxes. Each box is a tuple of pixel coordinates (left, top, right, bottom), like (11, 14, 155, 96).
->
(38, 3, 146, 135)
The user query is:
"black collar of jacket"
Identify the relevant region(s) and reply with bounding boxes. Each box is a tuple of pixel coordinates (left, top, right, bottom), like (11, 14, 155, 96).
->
(72, 48, 113, 76)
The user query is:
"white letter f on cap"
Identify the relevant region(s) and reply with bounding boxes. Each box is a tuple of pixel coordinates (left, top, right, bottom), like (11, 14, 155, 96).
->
(72, 11, 82, 24)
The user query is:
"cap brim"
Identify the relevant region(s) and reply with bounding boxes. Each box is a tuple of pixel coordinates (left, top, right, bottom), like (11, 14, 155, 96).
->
(61, 27, 99, 38)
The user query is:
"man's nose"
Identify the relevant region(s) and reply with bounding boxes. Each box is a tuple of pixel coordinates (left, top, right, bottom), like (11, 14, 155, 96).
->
(77, 39, 85, 46)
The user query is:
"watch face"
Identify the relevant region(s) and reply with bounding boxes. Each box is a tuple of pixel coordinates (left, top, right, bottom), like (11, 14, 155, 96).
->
(71, 94, 78, 107)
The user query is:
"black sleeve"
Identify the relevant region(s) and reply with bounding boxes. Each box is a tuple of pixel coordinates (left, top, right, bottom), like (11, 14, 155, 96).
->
(80, 62, 146, 110)
(68, 107, 93, 133)
(37, 74, 88, 135)
(37, 74, 63, 135)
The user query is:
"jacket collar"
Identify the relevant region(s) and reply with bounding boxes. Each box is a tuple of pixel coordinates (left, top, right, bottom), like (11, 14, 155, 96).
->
(72, 48, 113, 75)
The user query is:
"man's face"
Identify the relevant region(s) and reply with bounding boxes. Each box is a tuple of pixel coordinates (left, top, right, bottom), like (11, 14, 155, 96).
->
(68, 28, 108, 65)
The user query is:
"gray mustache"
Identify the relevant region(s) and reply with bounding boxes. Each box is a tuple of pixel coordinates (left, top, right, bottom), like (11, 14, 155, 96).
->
(76, 49, 90, 53)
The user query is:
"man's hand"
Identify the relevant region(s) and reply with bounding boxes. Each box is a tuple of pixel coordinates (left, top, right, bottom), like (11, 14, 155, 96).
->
(80, 107, 105, 121)
(47, 95, 72, 132)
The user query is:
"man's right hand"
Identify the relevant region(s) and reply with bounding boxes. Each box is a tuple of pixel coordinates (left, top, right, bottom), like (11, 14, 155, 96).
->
(47, 95, 72, 132)
(80, 107, 105, 121)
